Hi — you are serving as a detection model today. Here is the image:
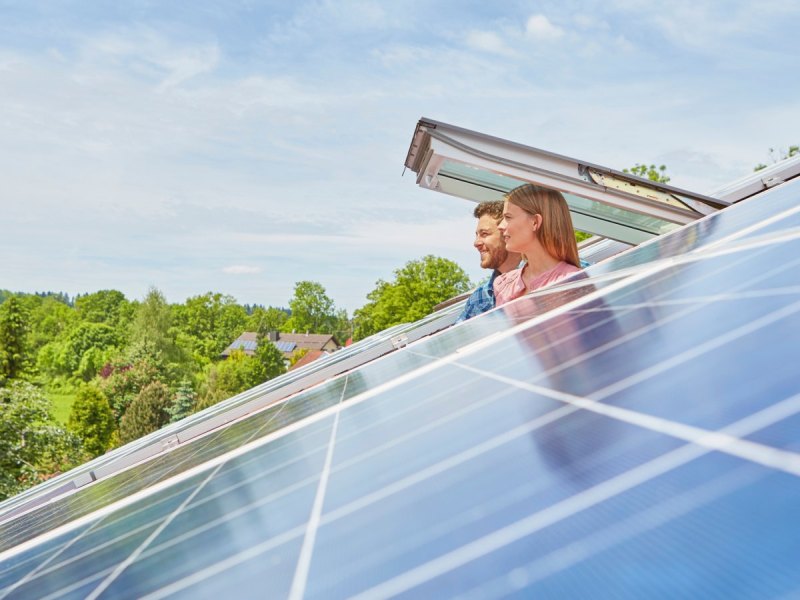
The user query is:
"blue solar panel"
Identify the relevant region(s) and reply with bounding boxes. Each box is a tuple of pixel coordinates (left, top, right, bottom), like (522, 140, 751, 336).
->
(2, 179, 800, 597)
(275, 341, 297, 352)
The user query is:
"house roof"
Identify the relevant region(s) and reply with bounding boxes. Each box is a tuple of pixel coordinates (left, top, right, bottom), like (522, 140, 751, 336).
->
(288, 349, 328, 371)
(221, 331, 338, 358)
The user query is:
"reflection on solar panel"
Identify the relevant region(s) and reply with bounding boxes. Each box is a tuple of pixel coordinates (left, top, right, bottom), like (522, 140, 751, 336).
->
(276, 341, 298, 353)
(1, 152, 799, 598)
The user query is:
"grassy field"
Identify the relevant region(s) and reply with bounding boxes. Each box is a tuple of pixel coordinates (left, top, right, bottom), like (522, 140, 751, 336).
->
(47, 390, 76, 424)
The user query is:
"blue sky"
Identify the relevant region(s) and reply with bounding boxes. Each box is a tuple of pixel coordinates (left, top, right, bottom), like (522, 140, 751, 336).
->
(1, 1, 798, 313)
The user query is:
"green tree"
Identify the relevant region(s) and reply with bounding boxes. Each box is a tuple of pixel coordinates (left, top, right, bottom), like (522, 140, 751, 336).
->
(173, 292, 248, 361)
(119, 381, 172, 444)
(288, 347, 310, 367)
(27, 296, 76, 353)
(75, 345, 117, 382)
(195, 350, 266, 411)
(130, 287, 178, 359)
(68, 385, 115, 457)
(74, 290, 132, 327)
(254, 336, 288, 381)
(98, 354, 167, 424)
(282, 281, 337, 334)
(332, 308, 352, 345)
(0, 296, 31, 385)
(353, 255, 471, 340)
(622, 163, 671, 183)
(755, 145, 799, 171)
(58, 322, 119, 377)
(168, 378, 197, 423)
(0, 382, 82, 500)
(247, 306, 289, 334)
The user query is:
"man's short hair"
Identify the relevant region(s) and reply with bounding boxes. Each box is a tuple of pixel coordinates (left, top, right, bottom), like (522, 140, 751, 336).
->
(473, 200, 505, 222)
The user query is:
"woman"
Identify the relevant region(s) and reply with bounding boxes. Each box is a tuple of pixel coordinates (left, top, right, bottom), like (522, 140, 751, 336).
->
(494, 183, 582, 307)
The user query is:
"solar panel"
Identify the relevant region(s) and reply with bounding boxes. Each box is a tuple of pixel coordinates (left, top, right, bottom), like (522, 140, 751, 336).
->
(2, 177, 799, 597)
(276, 341, 298, 353)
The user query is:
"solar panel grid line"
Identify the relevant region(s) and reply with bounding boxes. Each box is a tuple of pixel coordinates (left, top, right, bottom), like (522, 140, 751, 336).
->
(85, 458, 229, 599)
(10, 420, 334, 599)
(26, 434, 331, 599)
(451, 364, 800, 477)
(5, 516, 154, 596)
(320, 403, 579, 527)
(139, 525, 307, 600)
(0, 507, 112, 600)
(288, 377, 348, 600)
(348, 391, 800, 600)
(460, 465, 764, 598)
(586, 296, 800, 402)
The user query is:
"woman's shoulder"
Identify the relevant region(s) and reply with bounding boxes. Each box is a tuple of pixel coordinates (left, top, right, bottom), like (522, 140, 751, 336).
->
(554, 261, 582, 276)
(494, 267, 523, 287)
(529, 261, 582, 290)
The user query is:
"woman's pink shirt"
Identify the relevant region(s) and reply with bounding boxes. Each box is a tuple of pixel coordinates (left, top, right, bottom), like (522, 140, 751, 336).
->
(494, 261, 581, 307)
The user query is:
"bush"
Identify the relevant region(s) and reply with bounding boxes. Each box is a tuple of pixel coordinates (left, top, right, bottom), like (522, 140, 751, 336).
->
(68, 385, 115, 457)
(119, 381, 172, 444)
(0, 382, 82, 500)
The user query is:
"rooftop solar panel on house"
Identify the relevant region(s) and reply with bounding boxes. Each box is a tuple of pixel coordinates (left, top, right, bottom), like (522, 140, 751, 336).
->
(276, 341, 298, 353)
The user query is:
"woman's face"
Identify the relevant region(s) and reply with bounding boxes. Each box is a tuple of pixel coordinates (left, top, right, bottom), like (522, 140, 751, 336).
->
(498, 200, 539, 253)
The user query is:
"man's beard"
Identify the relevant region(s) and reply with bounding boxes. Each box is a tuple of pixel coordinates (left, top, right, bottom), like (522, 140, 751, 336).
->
(481, 247, 508, 270)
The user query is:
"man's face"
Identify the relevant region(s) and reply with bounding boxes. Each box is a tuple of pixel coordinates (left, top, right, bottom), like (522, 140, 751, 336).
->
(474, 214, 508, 269)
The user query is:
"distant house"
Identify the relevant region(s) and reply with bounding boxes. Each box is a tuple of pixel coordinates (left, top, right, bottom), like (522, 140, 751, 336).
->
(221, 331, 340, 364)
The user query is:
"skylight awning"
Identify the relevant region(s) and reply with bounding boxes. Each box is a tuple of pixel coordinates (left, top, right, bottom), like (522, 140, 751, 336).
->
(404, 118, 728, 245)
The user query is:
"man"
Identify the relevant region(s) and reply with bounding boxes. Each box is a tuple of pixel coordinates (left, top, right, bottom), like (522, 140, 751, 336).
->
(456, 200, 522, 323)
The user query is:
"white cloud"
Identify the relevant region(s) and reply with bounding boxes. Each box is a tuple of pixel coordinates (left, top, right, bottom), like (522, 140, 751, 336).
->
(573, 15, 610, 31)
(525, 15, 565, 41)
(79, 27, 220, 90)
(464, 30, 517, 57)
(222, 265, 263, 275)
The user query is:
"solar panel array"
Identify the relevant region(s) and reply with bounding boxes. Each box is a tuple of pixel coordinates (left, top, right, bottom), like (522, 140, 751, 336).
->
(1, 178, 799, 598)
(276, 341, 298, 353)
(228, 339, 257, 352)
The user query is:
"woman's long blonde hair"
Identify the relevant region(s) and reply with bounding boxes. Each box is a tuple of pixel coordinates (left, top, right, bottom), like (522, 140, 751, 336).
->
(506, 183, 580, 268)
